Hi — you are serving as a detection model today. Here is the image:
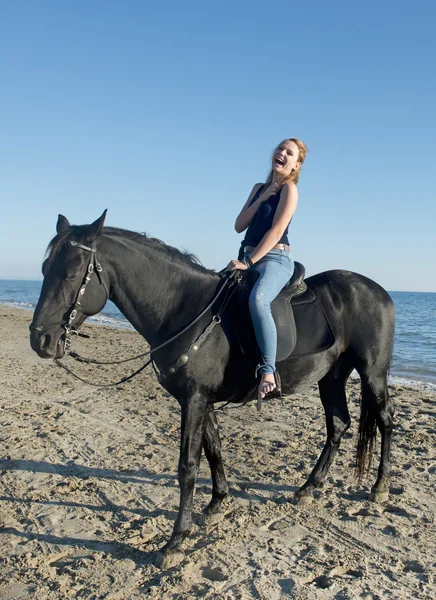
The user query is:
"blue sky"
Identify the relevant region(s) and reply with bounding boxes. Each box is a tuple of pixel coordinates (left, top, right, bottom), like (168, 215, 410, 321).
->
(1, 1, 435, 291)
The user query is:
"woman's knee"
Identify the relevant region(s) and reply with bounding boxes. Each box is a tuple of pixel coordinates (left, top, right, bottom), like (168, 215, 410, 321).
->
(249, 289, 271, 314)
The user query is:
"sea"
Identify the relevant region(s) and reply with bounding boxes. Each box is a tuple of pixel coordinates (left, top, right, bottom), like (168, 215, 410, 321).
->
(1, 280, 435, 391)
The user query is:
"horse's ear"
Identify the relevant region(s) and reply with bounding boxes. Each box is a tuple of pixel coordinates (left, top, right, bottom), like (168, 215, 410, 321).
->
(56, 214, 70, 234)
(86, 209, 107, 242)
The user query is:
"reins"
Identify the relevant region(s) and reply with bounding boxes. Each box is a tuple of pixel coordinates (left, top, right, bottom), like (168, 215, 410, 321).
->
(54, 355, 155, 387)
(51, 240, 242, 387)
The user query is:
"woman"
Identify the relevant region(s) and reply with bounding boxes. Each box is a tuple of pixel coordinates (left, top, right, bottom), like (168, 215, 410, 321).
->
(227, 138, 308, 400)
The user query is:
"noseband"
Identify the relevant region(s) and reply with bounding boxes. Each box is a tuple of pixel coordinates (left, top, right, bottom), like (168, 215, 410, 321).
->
(30, 240, 109, 353)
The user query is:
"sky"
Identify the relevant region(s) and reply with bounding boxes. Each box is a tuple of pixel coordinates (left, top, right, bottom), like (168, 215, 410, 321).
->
(0, 1, 435, 292)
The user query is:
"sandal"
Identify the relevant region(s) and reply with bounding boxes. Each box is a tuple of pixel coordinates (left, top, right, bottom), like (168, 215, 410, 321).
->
(258, 379, 276, 399)
(256, 370, 282, 411)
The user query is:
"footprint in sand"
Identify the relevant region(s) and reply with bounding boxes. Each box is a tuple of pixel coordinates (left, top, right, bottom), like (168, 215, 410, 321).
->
(201, 566, 228, 582)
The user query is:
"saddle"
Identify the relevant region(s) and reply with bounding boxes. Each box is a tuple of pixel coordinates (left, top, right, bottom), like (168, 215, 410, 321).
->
(239, 262, 335, 362)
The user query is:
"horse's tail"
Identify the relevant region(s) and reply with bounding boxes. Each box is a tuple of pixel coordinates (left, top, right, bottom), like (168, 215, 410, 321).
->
(356, 317, 394, 479)
(355, 353, 393, 481)
(355, 380, 379, 481)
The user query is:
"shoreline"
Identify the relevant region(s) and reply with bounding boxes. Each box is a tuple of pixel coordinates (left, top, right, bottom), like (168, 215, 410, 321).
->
(4, 302, 436, 392)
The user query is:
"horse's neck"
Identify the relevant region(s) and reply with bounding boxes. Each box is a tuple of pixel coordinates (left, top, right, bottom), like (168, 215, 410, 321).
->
(101, 235, 219, 345)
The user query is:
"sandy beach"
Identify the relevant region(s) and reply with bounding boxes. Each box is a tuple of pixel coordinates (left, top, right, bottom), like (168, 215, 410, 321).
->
(0, 304, 435, 599)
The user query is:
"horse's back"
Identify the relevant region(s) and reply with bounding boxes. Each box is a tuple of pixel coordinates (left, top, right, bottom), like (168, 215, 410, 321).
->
(304, 269, 395, 371)
(306, 269, 394, 311)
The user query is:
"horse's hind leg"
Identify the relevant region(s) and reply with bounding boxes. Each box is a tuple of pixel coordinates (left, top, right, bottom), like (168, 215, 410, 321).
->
(359, 370, 394, 503)
(295, 356, 353, 505)
(200, 408, 229, 524)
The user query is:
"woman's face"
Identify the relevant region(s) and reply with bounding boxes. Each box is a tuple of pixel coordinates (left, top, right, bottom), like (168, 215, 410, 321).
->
(272, 140, 301, 178)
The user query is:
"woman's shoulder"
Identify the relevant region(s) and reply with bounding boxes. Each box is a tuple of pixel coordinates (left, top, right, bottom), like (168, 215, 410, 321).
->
(280, 181, 298, 199)
(282, 181, 297, 191)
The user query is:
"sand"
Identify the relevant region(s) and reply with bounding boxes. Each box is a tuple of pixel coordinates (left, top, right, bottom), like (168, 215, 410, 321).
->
(0, 305, 435, 599)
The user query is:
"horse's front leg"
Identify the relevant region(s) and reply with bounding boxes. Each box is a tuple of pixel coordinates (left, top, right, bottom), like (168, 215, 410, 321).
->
(200, 408, 229, 525)
(155, 393, 208, 569)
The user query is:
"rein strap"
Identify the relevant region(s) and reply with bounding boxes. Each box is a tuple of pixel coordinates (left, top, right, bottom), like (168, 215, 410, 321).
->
(55, 241, 242, 387)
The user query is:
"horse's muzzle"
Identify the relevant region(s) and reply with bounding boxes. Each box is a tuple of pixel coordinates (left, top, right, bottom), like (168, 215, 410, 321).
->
(29, 325, 66, 359)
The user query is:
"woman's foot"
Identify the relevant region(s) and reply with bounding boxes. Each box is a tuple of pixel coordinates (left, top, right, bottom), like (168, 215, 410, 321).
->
(258, 373, 276, 399)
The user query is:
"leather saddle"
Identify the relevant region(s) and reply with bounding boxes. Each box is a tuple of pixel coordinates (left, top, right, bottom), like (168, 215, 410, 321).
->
(242, 261, 335, 362)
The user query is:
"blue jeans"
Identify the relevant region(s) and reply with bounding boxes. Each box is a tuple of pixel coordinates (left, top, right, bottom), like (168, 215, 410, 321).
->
(246, 249, 295, 375)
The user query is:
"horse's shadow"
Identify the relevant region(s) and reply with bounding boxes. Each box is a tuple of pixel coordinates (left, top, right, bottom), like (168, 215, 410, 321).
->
(0, 526, 145, 561)
(0, 458, 298, 501)
(0, 458, 299, 566)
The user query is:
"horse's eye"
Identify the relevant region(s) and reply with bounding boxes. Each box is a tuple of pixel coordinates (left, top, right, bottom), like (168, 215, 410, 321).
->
(65, 273, 82, 281)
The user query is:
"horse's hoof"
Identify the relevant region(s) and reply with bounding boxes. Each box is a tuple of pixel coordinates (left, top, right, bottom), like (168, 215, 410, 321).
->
(199, 511, 225, 527)
(294, 491, 313, 506)
(370, 489, 389, 504)
(154, 549, 185, 570)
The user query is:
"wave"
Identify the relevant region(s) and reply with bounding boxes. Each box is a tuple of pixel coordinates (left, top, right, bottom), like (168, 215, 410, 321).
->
(388, 375, 436, 392)
(0, 299, 133, 329)
(1, 300, 36, 310)
(347, 370, 436, 391)
(87, 314, 134, 330)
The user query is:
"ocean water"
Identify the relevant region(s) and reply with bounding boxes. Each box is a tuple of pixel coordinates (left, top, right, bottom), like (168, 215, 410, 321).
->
(0, 280, 133, 331)
(1, 280, 435, 389)
(389, 291, 436, 388)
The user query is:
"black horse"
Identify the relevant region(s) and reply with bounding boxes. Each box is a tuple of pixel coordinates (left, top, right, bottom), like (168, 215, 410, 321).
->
(30, 211, 395, 568)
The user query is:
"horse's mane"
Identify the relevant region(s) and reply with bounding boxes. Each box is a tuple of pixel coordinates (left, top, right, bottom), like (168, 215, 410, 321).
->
(44, 225, 216, 275)
(105, 227, 215, 274)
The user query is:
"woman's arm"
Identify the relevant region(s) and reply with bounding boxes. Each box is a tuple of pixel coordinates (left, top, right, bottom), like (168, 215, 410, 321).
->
(234, 182, 279, 233)
(234, 183, 263, 233)
(247, 182, 298, 264)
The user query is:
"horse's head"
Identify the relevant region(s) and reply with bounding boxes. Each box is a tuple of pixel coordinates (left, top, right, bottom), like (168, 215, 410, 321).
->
(30, 210, 109, 359)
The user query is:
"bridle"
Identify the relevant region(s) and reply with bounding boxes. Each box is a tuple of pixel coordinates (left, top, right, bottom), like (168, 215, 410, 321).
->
(63, 241, 108, 350)
(31, 238, 242, 387)
(29, 240, 109, 353)
(61, 240, 109, 353)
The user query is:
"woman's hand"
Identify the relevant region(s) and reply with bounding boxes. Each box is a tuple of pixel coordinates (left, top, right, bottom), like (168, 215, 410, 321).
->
(259, 182, 280, 202)
(226, 259, 248, 271)
(235, 182, 280, 234)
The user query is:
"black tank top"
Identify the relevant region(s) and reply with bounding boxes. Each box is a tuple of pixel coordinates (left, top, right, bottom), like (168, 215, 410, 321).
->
(243, 185, 291, 247)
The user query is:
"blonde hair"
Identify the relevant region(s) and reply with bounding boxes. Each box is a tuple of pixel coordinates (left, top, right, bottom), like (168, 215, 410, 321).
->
(264, 138, 308, 187)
